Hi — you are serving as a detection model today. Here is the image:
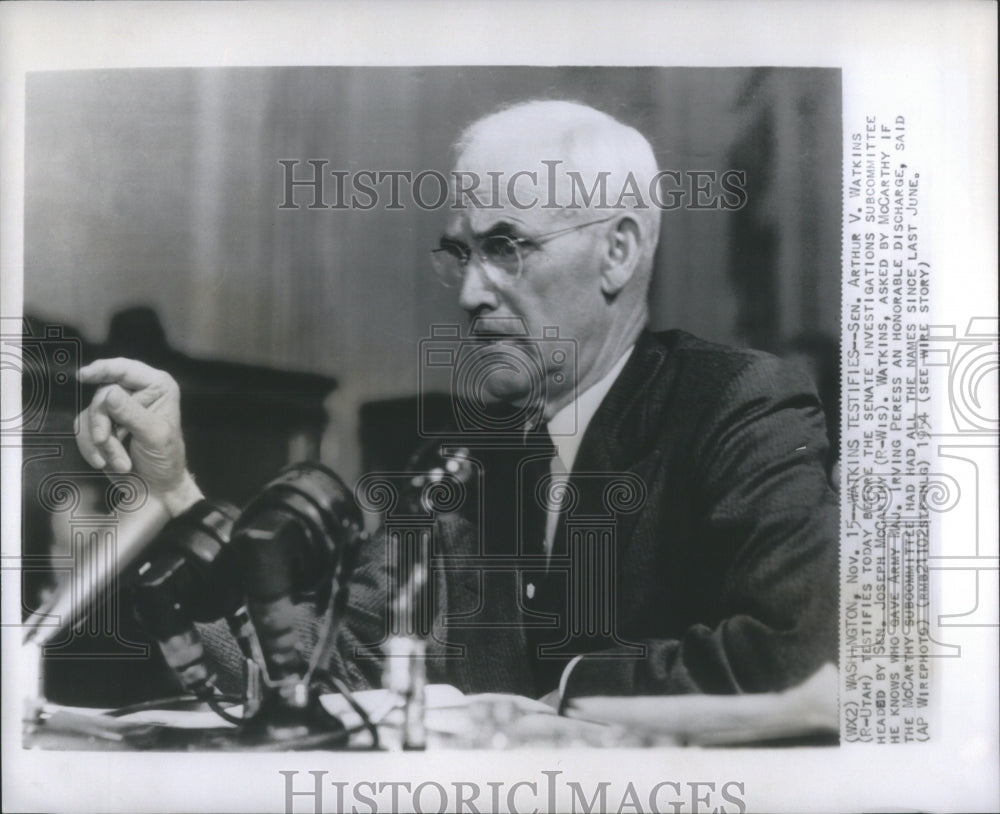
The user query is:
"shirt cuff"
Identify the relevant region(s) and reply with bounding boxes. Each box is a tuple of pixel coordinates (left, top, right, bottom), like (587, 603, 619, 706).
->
(161, 471, 205, 518)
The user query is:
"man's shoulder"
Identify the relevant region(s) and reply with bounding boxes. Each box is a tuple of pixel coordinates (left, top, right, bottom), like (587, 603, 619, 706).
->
(626, 330, 822, 443)
(650, 328, 764, 365)
(640, 329, 797, 395)
(622, 330, 828, 466)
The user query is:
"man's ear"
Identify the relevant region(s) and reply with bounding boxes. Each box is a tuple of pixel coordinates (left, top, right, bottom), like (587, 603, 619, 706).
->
(600, 216, 642, 296)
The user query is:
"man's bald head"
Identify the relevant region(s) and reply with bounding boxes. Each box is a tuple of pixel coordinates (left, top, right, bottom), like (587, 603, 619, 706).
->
(452, 100, 662, 283)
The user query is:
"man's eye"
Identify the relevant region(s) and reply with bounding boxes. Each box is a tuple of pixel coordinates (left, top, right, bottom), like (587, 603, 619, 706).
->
(480, 236, 519, 263)
(440, 242, 469, 262)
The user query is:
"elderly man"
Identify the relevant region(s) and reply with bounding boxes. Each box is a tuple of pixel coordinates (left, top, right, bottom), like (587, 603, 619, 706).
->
(76, 100, 838, 703)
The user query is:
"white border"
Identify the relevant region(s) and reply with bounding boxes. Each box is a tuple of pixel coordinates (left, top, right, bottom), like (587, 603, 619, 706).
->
(2, 2, 996, 812)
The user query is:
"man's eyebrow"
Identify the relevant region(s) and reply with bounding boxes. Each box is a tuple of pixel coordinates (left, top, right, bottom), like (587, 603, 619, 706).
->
(440, 220, 525, 246)
(472, 221, 523, 240)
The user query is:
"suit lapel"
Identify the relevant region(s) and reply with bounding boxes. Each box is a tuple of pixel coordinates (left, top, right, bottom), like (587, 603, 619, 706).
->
(568, 331, 674, 561)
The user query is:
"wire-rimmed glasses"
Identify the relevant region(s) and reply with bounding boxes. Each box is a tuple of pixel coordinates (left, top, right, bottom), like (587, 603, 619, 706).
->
(429, 214, 618, 288)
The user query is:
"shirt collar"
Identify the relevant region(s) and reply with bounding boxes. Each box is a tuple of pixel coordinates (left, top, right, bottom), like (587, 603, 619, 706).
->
(546, 345, 634, 472)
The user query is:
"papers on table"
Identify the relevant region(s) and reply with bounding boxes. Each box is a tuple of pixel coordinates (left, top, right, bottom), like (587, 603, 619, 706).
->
(31, 664, 839, 748)
(565, 662, 839, 746)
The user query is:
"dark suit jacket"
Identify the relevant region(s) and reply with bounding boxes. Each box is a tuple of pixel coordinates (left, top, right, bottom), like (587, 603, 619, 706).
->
(318, 329, 839, 700)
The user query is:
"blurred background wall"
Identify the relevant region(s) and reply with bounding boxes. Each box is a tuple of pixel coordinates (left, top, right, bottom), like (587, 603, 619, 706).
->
(25, 66, 841, 485)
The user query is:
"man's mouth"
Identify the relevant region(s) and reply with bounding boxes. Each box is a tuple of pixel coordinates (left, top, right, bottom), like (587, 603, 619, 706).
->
(468, 334, 538, 355)
(468, 315, 530, 339)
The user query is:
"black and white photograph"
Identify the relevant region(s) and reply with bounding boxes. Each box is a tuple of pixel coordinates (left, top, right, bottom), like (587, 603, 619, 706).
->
(1, 2, 996, 813)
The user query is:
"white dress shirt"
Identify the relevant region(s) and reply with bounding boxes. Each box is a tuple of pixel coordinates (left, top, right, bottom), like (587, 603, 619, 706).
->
(541, 346, 634, 556)
(540, 346, 635, 703)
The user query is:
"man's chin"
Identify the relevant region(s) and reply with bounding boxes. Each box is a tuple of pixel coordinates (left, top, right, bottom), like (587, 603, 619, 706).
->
(476, 375, 533, 407)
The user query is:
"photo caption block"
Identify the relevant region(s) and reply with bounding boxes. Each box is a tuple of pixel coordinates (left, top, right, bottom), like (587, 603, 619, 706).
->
(842, 112, 933, 744)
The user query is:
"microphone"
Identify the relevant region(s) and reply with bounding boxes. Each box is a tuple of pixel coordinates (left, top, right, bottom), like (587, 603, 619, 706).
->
(131, 499, 243, 698)
(230, 463, 363, 731)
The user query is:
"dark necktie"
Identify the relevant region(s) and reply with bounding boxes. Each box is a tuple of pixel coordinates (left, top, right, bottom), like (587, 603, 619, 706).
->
(519, 424, 556, 560)
(518, 425, 570, 694)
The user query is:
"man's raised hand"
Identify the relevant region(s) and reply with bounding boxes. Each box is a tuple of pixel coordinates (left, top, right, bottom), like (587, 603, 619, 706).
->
(75, 358, 202, 515)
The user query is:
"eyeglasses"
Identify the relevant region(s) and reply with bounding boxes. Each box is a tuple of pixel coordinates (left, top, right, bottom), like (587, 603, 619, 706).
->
(429, 214, 619, 288)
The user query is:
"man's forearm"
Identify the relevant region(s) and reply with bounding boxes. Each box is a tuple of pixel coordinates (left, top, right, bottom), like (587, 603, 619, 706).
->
(559, 611, 836, 700)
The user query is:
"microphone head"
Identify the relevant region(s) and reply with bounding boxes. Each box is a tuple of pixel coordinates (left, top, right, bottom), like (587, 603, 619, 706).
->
(231, 462, 363, 600)
(230, 463, 365, 682)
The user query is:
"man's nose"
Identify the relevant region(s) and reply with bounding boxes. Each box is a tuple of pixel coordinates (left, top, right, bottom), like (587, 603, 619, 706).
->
(456, 257, 500, 313)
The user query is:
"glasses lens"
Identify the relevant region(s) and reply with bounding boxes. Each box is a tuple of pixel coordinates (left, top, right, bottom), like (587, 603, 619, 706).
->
(430, 248, 464, 287)
(479, 235, 520, 268)
(430, 236, 522, 288)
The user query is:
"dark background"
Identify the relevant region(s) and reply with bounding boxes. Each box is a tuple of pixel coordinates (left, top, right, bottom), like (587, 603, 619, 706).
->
(25, 66, 841, 485)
